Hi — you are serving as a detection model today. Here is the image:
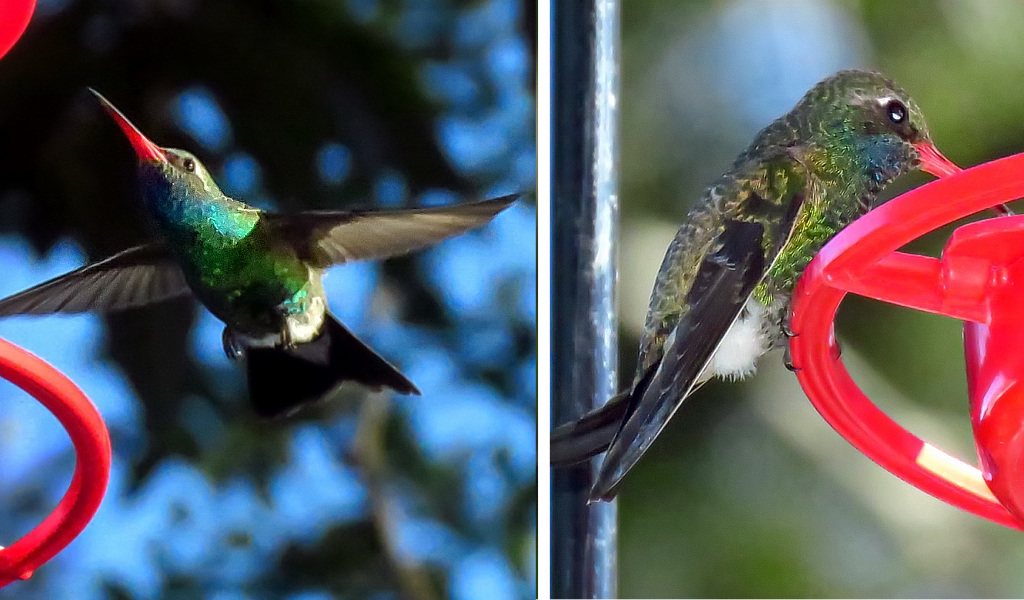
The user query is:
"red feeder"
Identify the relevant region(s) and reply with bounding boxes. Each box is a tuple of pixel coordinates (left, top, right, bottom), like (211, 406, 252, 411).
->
(0, 0, 34, 61)
(790, 151, 1024, 529)
(0, 0, 112, 587)
(0, 338, 111, 588)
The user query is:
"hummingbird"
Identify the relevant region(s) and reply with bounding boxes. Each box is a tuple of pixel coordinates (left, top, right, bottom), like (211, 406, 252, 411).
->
(551, 69, 968, 501)
(0, 89, 516, 417)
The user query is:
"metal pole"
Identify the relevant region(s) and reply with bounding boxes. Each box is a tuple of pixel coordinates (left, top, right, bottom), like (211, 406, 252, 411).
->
(550, 0, 619, 596)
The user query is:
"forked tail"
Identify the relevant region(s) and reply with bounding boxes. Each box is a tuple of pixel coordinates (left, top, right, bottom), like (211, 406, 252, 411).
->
(246, 314, 420, 417)
(550, 391, 630, 466)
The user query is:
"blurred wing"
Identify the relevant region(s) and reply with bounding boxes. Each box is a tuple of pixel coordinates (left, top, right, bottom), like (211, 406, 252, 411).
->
(265, 194, 518, 267)
(0, 244, 190, 316)
(591, 154, 810, 501)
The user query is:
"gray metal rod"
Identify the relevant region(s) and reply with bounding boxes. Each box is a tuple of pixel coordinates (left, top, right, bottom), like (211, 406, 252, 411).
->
(550, 0, 620, 597)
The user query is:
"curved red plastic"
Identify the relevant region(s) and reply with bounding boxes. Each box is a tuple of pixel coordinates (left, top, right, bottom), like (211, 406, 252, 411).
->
(790, 151, 1024, 529)
(0, 338, 112, 588)
(0, 1, 108, 587)
(0, 0, 33, 61)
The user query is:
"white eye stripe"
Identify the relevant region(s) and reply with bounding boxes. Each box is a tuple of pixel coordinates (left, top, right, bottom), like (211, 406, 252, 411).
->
(875, 96, 908, 123)
(166, 150, 200, 174)
(888, 102, 906, 123)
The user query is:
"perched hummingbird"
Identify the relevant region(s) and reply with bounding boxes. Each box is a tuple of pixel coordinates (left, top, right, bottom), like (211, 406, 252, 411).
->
(551, 70, 965, 501)
(0, 89, 516, 417)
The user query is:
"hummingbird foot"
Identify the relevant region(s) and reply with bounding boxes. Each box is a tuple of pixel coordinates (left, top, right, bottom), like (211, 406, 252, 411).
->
(783, 345, 801, 373)
(279, 325, 296, 350)
(782, 316, 799, 338)
(275, 297, 325, 350)
(222, 328, 245, 361)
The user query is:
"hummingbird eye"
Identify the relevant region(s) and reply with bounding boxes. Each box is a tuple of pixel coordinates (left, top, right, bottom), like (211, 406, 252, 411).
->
(886, 100, 907, 124)
(183, 158, 196, 173)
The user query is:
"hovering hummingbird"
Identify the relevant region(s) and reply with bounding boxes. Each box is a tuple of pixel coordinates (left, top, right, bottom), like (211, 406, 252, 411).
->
(0, 89, 516, 417)
(551, 69, 969, 501)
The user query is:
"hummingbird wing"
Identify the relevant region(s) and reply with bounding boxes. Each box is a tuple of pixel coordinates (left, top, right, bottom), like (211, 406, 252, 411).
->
(0, 244, 190, 315)
(590, 152, 812, 501)
(264, 194, 518, 267)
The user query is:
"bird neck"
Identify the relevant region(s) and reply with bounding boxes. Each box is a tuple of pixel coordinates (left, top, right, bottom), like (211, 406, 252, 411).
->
(139, 170, 259, 244)
(755, 133, 910, 307)
(817, 131, 911, 197)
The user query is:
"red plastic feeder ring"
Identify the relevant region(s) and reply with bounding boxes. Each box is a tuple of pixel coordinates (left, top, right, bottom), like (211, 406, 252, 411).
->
(790, 151, 1024, 530)
(0, 1, 108, 585)
(0, 338, 111, 588)
(0, 0, 34, 61)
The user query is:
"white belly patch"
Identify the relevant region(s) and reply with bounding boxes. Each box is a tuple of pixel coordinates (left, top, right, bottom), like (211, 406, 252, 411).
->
(232, 295, 327, 349)
(285, 295, 327, 344)
(707, 297, 769, 381)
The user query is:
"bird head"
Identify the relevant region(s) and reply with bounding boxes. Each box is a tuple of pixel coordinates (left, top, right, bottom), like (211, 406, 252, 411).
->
(792, 70, 959, 182)
(89, 89, 224, 201)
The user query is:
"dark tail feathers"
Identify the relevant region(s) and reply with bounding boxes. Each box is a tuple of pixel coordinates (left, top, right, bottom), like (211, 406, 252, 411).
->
(247, 314, 420, 417)
(550, 391, 630, 466)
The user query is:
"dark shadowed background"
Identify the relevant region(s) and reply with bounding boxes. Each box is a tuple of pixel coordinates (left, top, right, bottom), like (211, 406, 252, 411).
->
(0, 1, 536, 599)
(613, 0, 1024, 597)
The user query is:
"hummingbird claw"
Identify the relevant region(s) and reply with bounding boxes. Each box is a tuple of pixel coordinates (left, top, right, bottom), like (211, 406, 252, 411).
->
(783, 345, 801, 373)
(782, 317, 799, 338)
(782, 337, 798, 370)
(280, 326, 295, 350)
(222, 329, 244, 361)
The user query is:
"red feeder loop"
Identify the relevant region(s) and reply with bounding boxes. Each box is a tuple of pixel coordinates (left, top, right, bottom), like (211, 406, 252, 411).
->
(0, 0, 34, 61)
(789, 151, 1024, 530)
(0, 338, 111, 588)
(0, 0, 106, 588)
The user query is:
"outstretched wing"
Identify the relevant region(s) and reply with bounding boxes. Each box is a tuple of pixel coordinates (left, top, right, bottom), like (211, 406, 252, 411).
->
(590, 151, 811, 501)
(264, 194, 518, 268)
(0, 244, 191, 316)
